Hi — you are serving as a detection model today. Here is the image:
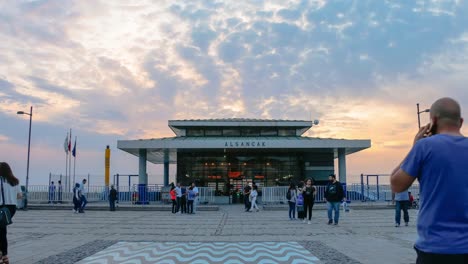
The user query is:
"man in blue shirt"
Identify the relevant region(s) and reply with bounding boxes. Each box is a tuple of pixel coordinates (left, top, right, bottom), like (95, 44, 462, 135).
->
(391, 97, 468, 263)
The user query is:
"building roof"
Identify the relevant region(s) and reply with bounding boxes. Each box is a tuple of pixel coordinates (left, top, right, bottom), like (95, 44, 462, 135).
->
(168, 118, 316, 136)
(117, 136, 371, 164)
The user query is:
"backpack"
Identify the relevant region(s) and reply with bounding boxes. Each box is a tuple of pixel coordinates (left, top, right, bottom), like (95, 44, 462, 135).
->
(286, 190, 292, 200)
(296, 193, 304, 206)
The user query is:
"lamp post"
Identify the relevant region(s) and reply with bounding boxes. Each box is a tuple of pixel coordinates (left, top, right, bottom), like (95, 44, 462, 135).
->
(17, 106, 32, 208)
(416, 103, 430, 128)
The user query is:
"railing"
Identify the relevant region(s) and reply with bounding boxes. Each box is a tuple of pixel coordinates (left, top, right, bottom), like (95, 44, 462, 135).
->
(261, 184, 420, 204)
(26, 185, 215, 204)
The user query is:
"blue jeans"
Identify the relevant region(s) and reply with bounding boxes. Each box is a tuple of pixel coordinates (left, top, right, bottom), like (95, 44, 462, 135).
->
(288, 201, 296, 219)
(81, 195, 88, 210)
(395, 200, 409, 225)
(327, 202, 341, 223)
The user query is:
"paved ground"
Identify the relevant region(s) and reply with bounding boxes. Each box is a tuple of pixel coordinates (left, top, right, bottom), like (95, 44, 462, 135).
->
(8, 205, 418, 264)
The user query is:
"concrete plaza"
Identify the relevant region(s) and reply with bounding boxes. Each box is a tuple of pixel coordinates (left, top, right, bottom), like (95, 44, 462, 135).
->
(9, 205, 418, 264)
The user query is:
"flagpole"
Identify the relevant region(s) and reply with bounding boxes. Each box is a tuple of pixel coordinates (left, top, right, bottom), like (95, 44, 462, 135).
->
(73, 136, 77, 188)
(65, 132, 68, 193)
(69, 128, 72, 192)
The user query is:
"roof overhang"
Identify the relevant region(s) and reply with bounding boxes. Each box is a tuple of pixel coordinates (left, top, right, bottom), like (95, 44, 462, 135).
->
(117, 137, 371, 164)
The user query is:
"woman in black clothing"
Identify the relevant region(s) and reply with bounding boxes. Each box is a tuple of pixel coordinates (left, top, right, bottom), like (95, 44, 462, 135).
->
(302, 178, 316, 224)
(0, 162, 22, 264)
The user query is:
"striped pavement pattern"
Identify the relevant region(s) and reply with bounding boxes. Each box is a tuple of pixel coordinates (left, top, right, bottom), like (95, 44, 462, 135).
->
(78, 242, 321, 264)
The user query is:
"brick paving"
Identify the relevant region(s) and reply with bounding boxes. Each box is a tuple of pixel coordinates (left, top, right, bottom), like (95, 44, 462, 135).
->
(8, 205, 418, 264)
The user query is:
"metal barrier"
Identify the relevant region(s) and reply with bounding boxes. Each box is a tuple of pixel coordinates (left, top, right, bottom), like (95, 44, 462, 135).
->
(262, 184, 420, 204)
(27, 185, 215, 204)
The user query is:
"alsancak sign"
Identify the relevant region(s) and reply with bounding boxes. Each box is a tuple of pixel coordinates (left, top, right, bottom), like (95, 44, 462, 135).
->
(224, 141, 267, 147)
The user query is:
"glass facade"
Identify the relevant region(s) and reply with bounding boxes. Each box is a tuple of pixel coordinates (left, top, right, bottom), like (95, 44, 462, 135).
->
(177, 150, 303, 195)
(185, 127, 296, 137)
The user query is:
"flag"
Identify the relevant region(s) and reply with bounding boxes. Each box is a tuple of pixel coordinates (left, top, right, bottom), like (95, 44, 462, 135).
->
(72, 138, 76, 157)
(68, 131, 72, 152)
(64, 133, 69, 154)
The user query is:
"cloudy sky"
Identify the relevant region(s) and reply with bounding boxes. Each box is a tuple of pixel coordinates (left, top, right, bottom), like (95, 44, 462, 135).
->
(1, 0, 467, 186)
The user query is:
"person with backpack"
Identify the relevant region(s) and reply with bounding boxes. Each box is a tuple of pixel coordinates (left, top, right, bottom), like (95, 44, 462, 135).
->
(324, 174, 345, 225)
(72, 183, 82, 213)
(286, 183, 297, 220)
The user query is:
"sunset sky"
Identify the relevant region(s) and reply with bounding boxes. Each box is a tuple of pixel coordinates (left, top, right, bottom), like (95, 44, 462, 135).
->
(1, 0, 467, 186)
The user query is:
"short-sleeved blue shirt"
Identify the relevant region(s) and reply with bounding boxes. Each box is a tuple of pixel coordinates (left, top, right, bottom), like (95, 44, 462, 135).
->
(401, 134, 468, 254)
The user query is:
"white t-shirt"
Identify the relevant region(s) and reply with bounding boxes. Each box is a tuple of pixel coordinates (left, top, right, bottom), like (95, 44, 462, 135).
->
(192, 186, 199, 199)
(0, 179, 21, 205)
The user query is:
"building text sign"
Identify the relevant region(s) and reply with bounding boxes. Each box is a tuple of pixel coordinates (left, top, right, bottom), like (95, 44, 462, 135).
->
(224, 141, 267, 147)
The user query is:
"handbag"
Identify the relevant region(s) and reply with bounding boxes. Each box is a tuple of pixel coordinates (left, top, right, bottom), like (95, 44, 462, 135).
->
(0, 178, 12, 227)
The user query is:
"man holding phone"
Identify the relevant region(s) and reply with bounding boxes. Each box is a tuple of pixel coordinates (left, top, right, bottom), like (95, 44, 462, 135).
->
(391, 97, 468, 263)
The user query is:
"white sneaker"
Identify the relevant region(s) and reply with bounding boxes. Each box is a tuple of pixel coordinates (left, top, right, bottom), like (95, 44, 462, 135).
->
(308, 221, 311, 225)
(303, 219, 306, 223)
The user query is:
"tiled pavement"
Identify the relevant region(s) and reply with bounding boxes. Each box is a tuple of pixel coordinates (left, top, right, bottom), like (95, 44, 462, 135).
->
(9, 205, 418, 264)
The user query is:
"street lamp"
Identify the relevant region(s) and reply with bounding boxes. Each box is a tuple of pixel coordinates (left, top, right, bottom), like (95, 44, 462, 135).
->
(17, 106, 33, 209)
(416, 103, 430, 128)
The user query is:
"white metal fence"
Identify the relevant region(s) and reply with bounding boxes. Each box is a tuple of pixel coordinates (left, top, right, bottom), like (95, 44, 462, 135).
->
(26, 185, 215, 204)
(261, 184, 420, 204)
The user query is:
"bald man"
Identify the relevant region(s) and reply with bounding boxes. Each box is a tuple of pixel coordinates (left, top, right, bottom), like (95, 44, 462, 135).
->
(391, 97, 468, 263)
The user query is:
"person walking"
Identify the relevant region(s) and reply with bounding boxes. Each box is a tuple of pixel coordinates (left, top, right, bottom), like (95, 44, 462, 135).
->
(243, 184, 251, 212)
(391, 97, 468, 263)
(175, 183, 182, 214)
(302, 178, 316, 224)
(109, 185, 118, 212)
(72, 183, 82, 214)
(79, 179, 88, 213)
(392, 190, 409, 227)
(48, 181, 56, 204)
(170, 186, 177, 214)
(0, 162, 22, 264)
(249, 185, 259, 212)
(324, 174, 344, 225)
(286, 183, 297, 220)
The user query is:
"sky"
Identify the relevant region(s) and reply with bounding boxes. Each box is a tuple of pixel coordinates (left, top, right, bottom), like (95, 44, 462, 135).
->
(1, 0, 468, 186)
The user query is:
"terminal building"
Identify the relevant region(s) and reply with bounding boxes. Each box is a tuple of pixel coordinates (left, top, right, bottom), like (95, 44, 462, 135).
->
(117, 119, 371, 195)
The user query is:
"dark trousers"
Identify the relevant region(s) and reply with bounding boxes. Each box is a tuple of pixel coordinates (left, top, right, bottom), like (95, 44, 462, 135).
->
(0, 205, 16, 256)
(73, 198, 81, 211)
(288, 201, 296, 219)
(181, 197, 187, 213)
(109, 198, 116, 211)
(415, 247, 468, 264)
(171, 199, 177, 213)
(395, 200, 409, 225)
(244, 197, 251, 211)
(176, 197, 181, 212)
(304, 200, 314, 220)
(58, 191, 62, 203)
(187, 200, 194, 213)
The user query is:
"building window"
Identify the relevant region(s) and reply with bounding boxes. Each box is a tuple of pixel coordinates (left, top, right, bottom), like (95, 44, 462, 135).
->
(260, 129, 278, 136)
(186, 128, 204, 137)
(278, 129, 296, 136)
(223, 129, 241, 136)
(241, 128, 260, 136)
(205, 129, 222, 136)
